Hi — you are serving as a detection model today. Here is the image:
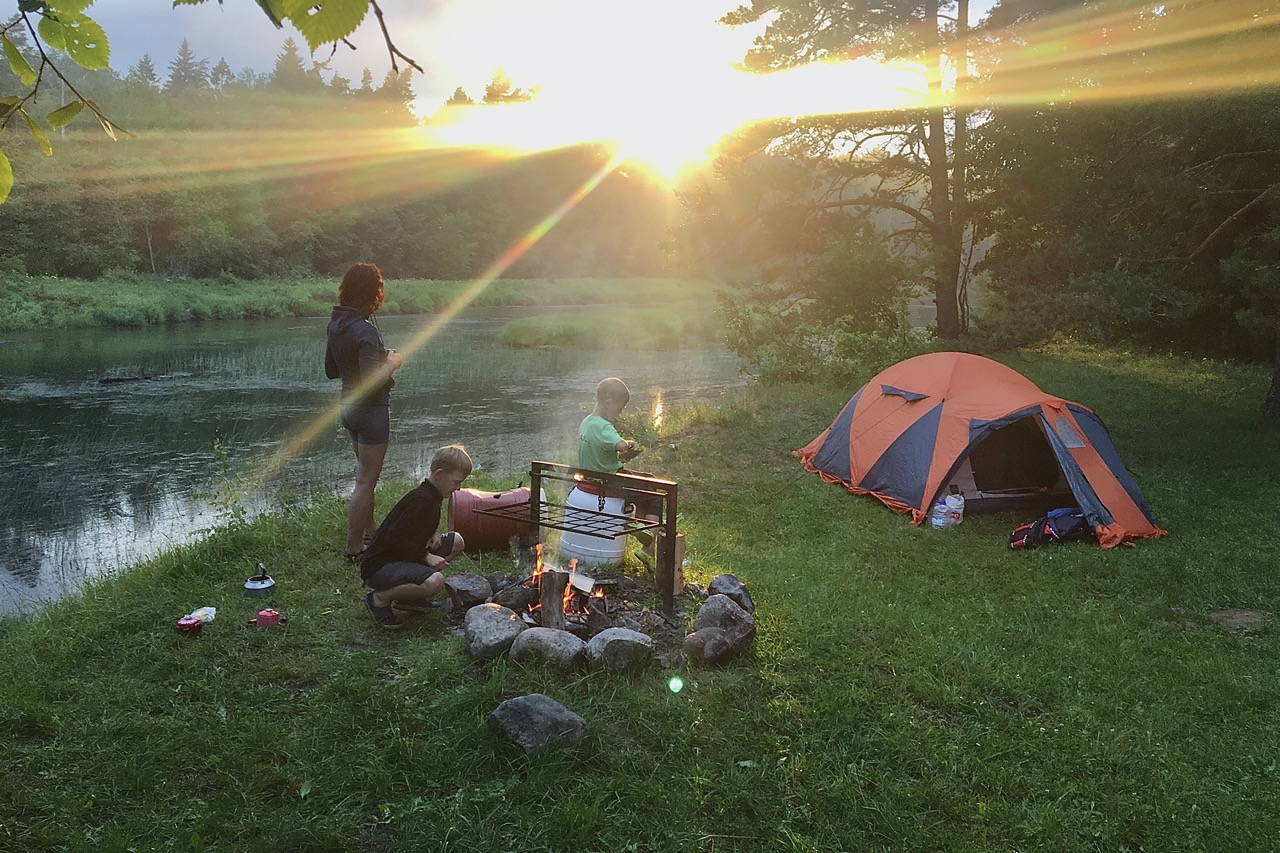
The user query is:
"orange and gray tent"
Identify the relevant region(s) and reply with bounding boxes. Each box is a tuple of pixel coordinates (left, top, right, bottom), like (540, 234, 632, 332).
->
(794, 352, 1166, 548)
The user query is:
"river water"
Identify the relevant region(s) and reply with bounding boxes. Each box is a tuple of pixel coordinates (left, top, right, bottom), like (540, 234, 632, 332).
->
(0, 310, 746, 615)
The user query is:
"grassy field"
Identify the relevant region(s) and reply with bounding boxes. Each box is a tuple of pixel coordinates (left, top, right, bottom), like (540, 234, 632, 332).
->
(1, 343, 1278, 851)
(0, 274, 721, 332)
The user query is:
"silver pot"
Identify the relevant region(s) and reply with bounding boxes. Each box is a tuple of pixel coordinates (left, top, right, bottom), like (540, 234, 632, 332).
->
(244, 574, 275, 598)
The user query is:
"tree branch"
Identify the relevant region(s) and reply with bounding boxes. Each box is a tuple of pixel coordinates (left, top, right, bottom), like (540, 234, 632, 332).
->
(370, 0, 423, 74)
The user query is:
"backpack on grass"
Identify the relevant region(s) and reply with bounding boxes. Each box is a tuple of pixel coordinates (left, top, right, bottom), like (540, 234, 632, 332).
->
(1008, 507, 1097, 549)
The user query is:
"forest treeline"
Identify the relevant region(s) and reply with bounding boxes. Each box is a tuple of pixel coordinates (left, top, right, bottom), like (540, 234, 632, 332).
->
(0, 31, 692, 283)
(2, 4, 1279, 396)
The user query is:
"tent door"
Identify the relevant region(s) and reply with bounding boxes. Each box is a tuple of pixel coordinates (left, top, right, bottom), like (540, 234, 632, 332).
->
(943, 418, 1073, 513)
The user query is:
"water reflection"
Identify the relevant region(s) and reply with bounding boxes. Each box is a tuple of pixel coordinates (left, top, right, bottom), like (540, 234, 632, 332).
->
(0, 311, 745, 614)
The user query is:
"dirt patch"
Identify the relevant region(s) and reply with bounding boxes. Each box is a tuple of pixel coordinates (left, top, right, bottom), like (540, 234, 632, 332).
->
(1208, 608, 1267, 632)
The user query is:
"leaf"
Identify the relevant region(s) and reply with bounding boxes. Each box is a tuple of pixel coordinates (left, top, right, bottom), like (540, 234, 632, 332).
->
(0, 96, 19, 125)
(37, 16, 67, 51)
(299, 779, 312, 799)
(86, 100, 118, 140)
(46, 100, 83, 128)
(282, 0, 369, 53)
(0, 151, 12, 206)
(46, 0, 95, 13)
(253, 0, 286, 28)
(19, 109, 52, 156)
(3, 35, 37, 87)
(37, 11, 109, 70)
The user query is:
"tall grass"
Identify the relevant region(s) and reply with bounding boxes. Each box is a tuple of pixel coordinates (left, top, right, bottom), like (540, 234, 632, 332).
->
(0, 274, 722, 331)
(1, 343, 1277, 850)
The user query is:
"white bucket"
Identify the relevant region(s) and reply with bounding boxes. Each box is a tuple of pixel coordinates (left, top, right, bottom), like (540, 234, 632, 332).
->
(555, 486, 628, 566)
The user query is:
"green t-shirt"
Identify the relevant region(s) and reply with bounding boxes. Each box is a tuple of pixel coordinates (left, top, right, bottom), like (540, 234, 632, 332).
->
(578, 414, 624, 473)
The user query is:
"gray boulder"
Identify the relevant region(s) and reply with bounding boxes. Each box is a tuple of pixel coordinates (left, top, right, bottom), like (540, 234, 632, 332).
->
(464, 603, 525, 660)
(509, 627, 587, 669)
(446, 572, 493, 609)
(707, 574, 754, 613)
(585, 627, 655, 673)
(488, 693, 587, 753)
(491, 579, 538, 613)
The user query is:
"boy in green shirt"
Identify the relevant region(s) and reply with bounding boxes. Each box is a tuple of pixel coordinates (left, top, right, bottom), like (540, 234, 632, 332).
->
(578, 377, 662, 555)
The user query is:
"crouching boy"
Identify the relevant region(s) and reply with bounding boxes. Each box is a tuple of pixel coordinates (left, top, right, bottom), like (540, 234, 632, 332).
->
(358, 444, 472, 629)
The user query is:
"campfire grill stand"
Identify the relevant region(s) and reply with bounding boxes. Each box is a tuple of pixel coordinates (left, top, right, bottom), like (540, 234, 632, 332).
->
(472, 461, 679, 615)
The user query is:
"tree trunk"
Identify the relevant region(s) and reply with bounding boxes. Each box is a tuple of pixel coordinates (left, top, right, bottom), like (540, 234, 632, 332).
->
(1266, 327, 1280, 422)
(926, 0, 962, 339)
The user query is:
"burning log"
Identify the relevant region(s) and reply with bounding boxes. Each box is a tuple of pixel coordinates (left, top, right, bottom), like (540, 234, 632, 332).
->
(539, 567, 570, 631)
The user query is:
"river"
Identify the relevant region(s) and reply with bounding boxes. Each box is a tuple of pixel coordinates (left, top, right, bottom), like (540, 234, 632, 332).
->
(0, 310, 746, 615)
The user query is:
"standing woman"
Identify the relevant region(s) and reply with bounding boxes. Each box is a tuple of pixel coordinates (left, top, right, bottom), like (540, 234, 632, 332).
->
(325, 262, 403, 561)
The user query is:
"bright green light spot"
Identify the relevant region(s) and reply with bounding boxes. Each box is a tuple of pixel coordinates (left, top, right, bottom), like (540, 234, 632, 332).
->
(668, 676, 684, 693)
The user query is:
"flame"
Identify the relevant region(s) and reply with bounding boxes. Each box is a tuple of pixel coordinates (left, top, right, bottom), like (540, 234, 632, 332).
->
(562, 559, 578, 612)
(652, 393, 664, 431)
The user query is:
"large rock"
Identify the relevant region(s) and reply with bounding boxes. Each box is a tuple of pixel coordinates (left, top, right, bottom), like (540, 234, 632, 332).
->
(685, 593, 757, 666)
(488, 693, 587, 753)
(464, 603, 525, 660)
(707, 574, 754, 614)
(585, 627, 655, 673)
(491, 579, 538, 613)
(509, 627, 586, 669)
(683, 627, 749, 666)
(693, 593, 757, 640)
(446, 573, 494, 610)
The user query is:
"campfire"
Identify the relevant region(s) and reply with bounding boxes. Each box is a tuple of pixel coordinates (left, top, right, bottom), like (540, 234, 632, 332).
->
(516, 545, 613, 638)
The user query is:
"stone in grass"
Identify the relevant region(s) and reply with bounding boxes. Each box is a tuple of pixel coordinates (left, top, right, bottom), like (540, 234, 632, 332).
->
(509, 627, 587, 669)
(685, 594, 756, 666)
(694, 594, 757, 640)
(488, 693, 587, 754)
(446, 573, 494, 610)
(585, 627, 655, 673)
(707, 573, 754, 614)
(464, 603, 526, 660)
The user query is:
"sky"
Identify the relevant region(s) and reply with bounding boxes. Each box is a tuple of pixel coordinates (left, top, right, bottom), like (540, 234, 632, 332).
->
(88, 0, 766, 116)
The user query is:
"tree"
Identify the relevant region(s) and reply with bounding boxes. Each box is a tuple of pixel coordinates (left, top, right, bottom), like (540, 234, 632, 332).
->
(209, 57, 233, 90)
(164, 39, 209, 93)
(482, 72, 532, 104)
(125, 54, 160, 91)
(705, 0, 976, 339)
(269, 38, 311, 93)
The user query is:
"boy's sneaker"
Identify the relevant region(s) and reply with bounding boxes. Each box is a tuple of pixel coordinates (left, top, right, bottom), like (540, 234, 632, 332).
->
(392, 599, 444, 613)
(365, 591, 403, 629)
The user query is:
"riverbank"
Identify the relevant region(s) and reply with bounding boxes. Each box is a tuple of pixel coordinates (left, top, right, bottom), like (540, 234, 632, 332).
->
(2, 343, 1278, 849)
(0, 274, 719, 332)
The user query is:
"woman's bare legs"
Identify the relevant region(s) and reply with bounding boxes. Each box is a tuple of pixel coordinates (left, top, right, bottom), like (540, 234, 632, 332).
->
(347, 440, 387, 556)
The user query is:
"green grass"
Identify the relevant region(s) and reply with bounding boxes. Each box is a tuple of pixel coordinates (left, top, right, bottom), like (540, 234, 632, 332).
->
(0, 275, 722, 332)
(499, 304, 723, 350)
(2, 342, 1279, 850)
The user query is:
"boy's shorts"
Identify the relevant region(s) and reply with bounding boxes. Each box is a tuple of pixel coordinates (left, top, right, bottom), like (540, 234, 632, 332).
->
(363, 533, 456, 590)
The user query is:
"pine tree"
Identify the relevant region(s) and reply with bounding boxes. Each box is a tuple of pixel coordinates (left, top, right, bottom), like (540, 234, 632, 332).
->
(209, 58, 233, 90)
(125, 54, 160, 90)
(165, 39, 209, 92)
(444, 86, 474, 107)
(270, 37, 311, 92)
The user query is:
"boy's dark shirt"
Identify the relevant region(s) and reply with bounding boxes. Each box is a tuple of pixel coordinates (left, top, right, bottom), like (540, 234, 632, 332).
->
(360, 479, 444, 581)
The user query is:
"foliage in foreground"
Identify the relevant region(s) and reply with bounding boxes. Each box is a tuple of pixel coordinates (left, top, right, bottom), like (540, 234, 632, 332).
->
(2, 344, 1279, 850)
(0, 274, 720, 332)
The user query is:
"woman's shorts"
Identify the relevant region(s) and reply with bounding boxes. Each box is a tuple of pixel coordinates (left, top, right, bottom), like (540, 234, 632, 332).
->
(341, 404, 390, 446)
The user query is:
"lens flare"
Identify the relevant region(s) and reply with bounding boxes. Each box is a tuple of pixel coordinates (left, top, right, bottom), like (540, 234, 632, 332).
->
(668, 675, 684, 694)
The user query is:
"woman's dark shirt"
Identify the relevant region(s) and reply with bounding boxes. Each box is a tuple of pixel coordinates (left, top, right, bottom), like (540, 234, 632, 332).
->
(325, 305, 393, 406)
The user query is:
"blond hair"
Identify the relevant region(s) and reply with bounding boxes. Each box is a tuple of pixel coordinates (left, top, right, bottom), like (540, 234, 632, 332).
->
(430, 444, 473, 476)
(596, 376, 631, 406)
